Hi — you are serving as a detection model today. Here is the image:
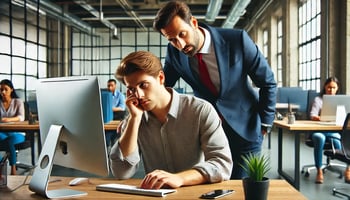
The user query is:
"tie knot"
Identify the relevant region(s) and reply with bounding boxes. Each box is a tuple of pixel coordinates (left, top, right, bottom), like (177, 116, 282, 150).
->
(195, 53, 203, 60)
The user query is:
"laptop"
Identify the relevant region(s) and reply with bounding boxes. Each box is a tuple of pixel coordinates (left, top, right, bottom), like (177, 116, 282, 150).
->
(320, 95, 350, 125)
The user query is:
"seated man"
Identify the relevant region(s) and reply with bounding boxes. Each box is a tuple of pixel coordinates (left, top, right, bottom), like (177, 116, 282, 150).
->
(107, 79, 126, 120)
(109, 51, 232, 189)
(106, 79, 126, 147)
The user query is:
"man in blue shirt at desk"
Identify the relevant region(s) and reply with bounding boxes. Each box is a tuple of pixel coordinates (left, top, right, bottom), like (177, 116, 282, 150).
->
(107, 79, 126, 112)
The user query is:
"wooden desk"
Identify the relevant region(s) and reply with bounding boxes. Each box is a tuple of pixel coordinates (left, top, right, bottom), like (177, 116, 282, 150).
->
(273, 119, 342, 190)
(0, 120, 120, 132)
(0, 121, 40, 132)
(0, 176, 307, 199)
(104, 120, 121, 131)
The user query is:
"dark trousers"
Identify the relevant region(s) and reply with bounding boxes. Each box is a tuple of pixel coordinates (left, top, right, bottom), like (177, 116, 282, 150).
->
(105, 131, 118, 148)
(221, 119, 262, 179)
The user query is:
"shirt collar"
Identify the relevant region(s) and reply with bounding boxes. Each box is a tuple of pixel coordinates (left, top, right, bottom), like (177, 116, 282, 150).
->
(198, 27, 211, 54)
(144, 88, 179, 121)
(167, 88, 179, 119)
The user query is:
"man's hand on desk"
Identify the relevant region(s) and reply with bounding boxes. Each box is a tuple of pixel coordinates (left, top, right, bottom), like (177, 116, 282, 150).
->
(140, 170, 183, 189)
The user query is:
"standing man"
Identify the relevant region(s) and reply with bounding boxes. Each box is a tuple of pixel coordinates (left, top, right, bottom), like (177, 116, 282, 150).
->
(110, 51, 232, 189)
(107, 79, 126, 112)
(153, 1, 277, 179)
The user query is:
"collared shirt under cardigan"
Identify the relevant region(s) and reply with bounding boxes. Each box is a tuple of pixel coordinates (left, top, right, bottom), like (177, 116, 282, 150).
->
(109, 88, 233, 183)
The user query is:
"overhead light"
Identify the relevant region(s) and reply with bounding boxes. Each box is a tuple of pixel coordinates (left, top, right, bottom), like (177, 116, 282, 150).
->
(205, 0, 223, 23)
(112, 27, 119, 40)
(99, 12, 104, 21)
(222, 0, 251, 28)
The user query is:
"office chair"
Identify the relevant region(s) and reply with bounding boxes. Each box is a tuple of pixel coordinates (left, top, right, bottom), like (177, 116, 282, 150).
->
(301, 90, 345, 178)
(323, 113, 350, 199)
(301, 135, 345, 178)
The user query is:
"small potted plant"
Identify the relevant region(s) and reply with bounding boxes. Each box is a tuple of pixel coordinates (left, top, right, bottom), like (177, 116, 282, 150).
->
(241, 153, 271, 200)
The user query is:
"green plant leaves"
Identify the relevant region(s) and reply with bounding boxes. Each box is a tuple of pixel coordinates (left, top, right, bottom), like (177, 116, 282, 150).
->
(240, 153, 271, 181)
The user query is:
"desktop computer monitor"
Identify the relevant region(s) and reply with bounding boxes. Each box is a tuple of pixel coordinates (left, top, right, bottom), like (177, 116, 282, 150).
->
(29, 76, 109, 198)
(320, 95, 350, 122)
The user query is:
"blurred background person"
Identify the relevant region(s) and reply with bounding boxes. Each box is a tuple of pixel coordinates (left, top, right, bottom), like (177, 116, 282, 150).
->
(107, 79, 126, 113)
(309, 76, 346, 184)
(0, 79, 25, 175)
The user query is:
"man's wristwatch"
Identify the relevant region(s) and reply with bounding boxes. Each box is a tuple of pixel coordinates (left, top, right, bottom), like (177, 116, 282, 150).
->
(261, 124, 272, 134)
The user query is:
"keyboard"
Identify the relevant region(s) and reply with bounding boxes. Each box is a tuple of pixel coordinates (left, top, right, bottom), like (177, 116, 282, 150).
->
(96, 183, 176, 197)
(317, 121, 337, 125)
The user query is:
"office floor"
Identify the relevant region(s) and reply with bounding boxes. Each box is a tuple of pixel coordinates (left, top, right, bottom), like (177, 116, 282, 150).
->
(9, 129, 350, 200)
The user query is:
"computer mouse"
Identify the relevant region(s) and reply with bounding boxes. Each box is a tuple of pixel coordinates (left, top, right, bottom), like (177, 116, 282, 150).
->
(69, 177, 89, 186)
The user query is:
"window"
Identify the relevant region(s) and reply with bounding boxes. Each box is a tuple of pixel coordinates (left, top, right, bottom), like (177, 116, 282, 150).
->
(298, 0, 321, 91)
(71, 27, 170, 93)
(263, 29, 269, 60)
(0, 0, 48, 98)
(276, 18, 283, 87)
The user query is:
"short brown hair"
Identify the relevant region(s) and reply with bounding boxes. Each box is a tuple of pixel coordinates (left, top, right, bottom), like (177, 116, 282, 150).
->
(153, 1, 192, 33)
(115, 51, 163, 85)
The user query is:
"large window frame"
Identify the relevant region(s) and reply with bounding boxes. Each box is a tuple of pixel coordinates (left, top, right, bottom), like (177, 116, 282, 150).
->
(298, 0, 321, 91)
(0, 0, 48, 100)
(276, 18, 283, 87)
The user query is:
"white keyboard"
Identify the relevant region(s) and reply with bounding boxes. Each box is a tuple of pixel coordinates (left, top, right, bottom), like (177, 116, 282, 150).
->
(96, 183, 176, 197)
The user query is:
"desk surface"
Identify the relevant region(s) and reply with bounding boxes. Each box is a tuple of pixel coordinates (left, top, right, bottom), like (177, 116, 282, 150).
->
(0, 176, 307, 200)
(0, 120, 120, 132)
(274, 119, 342, 131)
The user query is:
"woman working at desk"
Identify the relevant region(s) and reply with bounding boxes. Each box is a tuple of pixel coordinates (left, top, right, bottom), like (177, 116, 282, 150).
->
(0, 79, 25, 175)
(309, 77, 348, 183)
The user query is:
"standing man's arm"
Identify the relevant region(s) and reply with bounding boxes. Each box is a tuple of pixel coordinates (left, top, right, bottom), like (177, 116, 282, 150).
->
(241, 31, 277, 128)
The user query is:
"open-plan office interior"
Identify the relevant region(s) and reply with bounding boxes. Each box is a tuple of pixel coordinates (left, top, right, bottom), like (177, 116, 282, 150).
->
(1, 0, 350, 199)
(1, 0, 349, 97)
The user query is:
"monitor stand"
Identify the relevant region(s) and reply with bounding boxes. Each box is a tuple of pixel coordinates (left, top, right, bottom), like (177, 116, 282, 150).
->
(29, 125, 87, 198)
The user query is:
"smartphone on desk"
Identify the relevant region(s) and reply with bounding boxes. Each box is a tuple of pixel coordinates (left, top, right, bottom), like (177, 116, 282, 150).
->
(200, 189, 234, 199)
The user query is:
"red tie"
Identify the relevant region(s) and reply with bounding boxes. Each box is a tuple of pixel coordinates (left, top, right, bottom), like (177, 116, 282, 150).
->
(195, 53, 218, 96)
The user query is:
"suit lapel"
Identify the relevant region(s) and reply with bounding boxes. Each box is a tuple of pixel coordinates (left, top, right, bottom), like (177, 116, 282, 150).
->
(206, 25, 229, 97)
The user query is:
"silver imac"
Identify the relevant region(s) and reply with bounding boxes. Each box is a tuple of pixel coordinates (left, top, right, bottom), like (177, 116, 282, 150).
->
(320, 95, 350, 122)
(29, 76, 109, 198)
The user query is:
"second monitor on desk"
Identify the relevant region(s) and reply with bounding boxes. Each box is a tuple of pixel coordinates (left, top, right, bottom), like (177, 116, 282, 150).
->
(320, 95, 350, 122)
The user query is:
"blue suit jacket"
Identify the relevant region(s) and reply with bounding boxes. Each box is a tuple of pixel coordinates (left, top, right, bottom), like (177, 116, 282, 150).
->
(164, 24, 277, 143)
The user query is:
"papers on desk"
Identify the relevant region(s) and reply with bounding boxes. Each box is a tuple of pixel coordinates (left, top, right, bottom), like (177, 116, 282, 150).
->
(96, 183, 176, 197)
